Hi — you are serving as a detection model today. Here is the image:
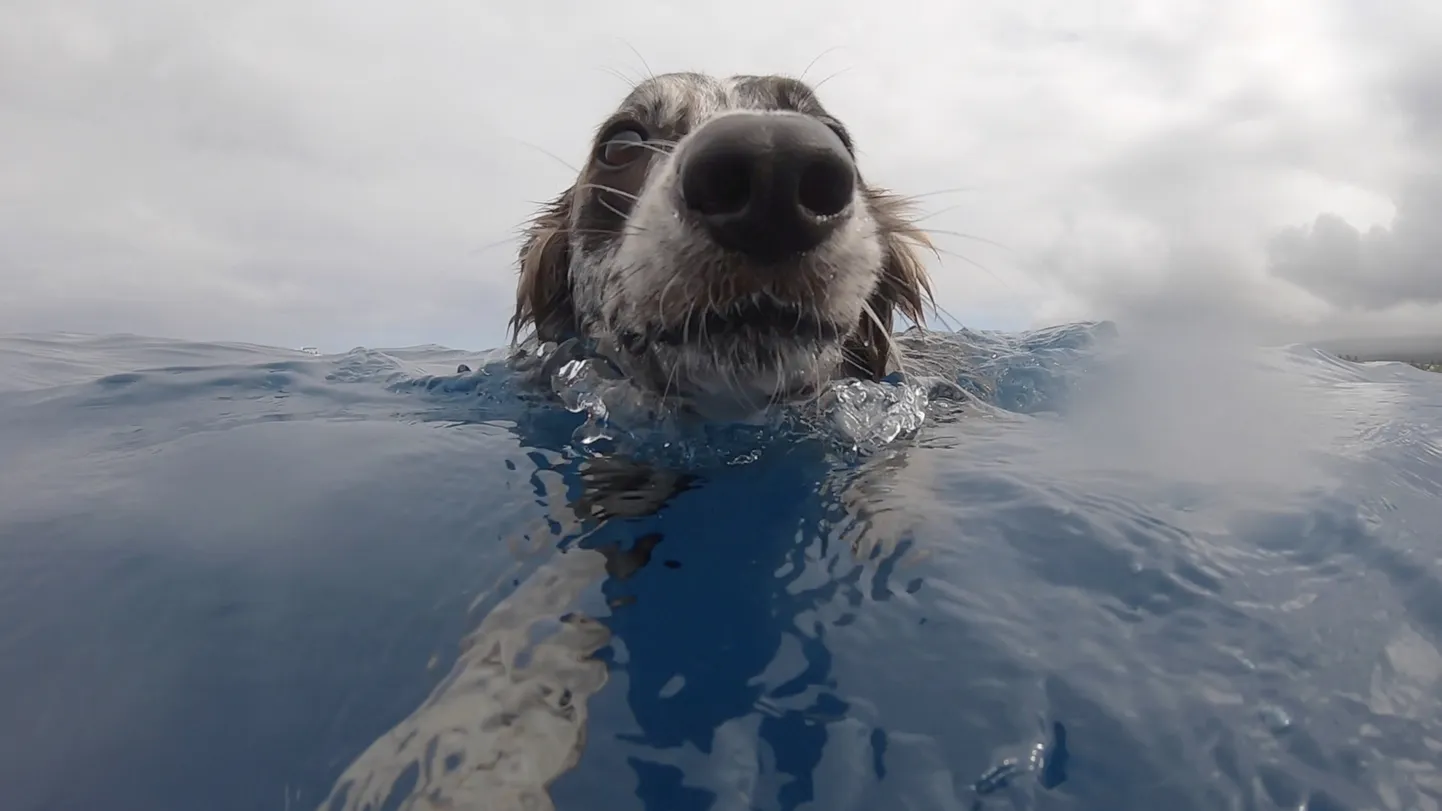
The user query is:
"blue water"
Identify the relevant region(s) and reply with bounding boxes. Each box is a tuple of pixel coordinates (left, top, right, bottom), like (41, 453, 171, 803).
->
(3, 326, 1442, 811)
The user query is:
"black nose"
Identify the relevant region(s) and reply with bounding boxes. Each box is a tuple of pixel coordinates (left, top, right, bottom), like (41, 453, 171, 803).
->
(679, 113, 857, 262)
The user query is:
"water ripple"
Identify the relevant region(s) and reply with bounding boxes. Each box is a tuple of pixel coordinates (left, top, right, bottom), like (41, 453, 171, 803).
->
(0, 327, 1440, 811)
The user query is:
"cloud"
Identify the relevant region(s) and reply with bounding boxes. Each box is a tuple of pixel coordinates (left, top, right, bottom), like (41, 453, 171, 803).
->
(1269, 179, 1442, 312)
(1263, 18, 1442, 323)
(0, 0, 1437, 350)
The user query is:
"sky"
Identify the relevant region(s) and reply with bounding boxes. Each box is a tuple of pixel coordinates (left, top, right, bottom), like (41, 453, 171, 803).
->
(0, 0, 1437, 352)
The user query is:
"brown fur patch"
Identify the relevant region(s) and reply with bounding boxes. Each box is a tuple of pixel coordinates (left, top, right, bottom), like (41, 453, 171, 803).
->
(842, 188, 938, 379)
(509, 187, 576, 343)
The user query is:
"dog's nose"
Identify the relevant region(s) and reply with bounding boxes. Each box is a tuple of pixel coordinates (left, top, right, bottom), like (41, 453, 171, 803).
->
(679, 113, 856, 262)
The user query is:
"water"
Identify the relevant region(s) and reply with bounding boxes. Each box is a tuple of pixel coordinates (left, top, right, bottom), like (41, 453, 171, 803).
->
(2, 326, 1441, 811)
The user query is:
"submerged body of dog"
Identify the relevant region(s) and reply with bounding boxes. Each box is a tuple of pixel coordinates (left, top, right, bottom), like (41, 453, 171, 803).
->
(318, 72, 949, 810)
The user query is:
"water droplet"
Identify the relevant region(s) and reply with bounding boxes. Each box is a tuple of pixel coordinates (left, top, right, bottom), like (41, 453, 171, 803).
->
(1258, 704, 1292, 733)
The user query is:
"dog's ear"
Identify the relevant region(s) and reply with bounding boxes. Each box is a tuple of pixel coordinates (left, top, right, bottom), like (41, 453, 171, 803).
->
(509, 187, 578, 343)
(843, 187, 937, 379)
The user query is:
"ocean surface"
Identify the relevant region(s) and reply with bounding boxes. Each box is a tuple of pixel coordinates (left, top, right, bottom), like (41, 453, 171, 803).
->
(2, 325, 1442, 811)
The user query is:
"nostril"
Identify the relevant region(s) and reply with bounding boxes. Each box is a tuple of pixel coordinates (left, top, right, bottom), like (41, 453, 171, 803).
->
(797, 157, 854, 218)
(677, 113, 857, 260)
(684, 155, 753, 216)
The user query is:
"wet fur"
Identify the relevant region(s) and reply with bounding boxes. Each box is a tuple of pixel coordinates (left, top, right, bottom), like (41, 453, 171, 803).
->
(509, 73, 936, 412)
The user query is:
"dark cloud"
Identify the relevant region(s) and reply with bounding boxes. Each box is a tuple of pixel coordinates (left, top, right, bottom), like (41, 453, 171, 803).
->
(1268, 177, 1442, 310)
(1265, 22, 1442, 315)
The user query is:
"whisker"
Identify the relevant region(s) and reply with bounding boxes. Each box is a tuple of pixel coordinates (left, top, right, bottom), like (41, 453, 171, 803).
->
(921, 226, 1014, 253)
(682, 298, 700, 347)
(656, 275, 684, 340)
(663, 357, 681, 403)
(565, 225, 650, 243)
(577, 182, 641, 203)
(924, 305, 962, 333)
(812, 67, 854, 93)
(929, 244, 1014, 293)
(470, 235, 520, 256)
(799, 47, 846, 82)
(505, 138, 581, 176)
(597, 197, 631, 221)
(618, 40, 658, 84)
(472, 207, 570, 255)
(839, 342, 870, 369)
(477, 219, 651, 258)
(768, 344, 792, 411)
(900, 187, 983, 201)
(861, 300, 899, 373)
(596, 65, 641, 90)
(572, 225, 650, 238)
(635, 141, 677, 157)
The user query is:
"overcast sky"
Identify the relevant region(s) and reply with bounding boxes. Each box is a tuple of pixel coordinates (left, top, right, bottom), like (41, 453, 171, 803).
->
(0, 0, 1437, 352)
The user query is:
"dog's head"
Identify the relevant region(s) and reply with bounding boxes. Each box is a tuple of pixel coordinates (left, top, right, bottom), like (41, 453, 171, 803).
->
(510, 72, 935, 417)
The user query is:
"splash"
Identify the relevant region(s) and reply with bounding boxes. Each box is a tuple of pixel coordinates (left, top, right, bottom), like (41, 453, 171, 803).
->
(543, 348, 933, 459)
(514, 323, 1114, 462)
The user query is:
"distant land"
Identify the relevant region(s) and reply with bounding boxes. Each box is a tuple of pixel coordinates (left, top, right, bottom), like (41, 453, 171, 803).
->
(1312, 333, 1442, 367)
(1311, 333, 1442, 373)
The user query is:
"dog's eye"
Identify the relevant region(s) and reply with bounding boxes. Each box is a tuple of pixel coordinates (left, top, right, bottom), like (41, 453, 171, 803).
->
(597, 127, 647, 168)
(819, 119, 853, 150)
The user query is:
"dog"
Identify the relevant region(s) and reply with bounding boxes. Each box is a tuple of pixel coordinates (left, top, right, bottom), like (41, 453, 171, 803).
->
(318, 72, 950, 811)
(508, 71, 939, 421)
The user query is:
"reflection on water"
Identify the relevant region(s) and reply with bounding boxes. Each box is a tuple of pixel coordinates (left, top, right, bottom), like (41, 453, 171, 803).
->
(318, 415, 975, 810)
